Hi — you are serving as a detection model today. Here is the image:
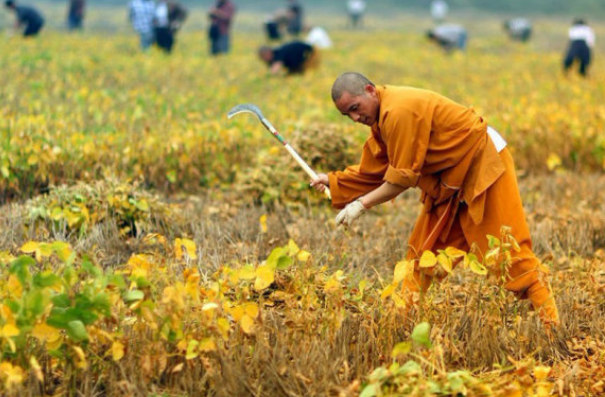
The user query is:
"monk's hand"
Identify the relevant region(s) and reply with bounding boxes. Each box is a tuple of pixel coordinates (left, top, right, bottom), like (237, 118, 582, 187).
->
(310, 173, 329, 193)
(335, 199, 367, 227)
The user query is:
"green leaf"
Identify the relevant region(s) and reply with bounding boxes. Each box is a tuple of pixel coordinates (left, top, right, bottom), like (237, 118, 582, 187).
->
(52, 293, 71, 308)
(487, 235, 500, 249)
(124, 290, 145, 303)
(265, 247, 286, 269)
(411, 322, 432, 349)
(33, 272, 61, 288)
(9, 255, 35, 285)
(276, 255, 293, 270)
(25, 289, 48, 317)
(359, 384, 379, 397)
(391, 341, 411, 358)
(108, 274, 126, 289)
(81, 257, 102, 277)
(66, 320, 89, 342)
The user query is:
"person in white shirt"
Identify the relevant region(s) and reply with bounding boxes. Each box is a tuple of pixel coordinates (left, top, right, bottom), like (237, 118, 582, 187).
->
(564, 18, 595, 77)
(347, 0, 366, 29)
(129, 0, 155, 51)
(504, 18, 532, 42)
(304, 25, 332, 49)
(430, 0, 448, 24)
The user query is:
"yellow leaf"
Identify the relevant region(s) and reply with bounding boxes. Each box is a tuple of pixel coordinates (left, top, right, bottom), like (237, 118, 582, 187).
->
(229, 306, 244, 322)
(445, 247, 466, 258)
(111, 341, 125, 361)
(0, 324, 19, 338)
(297, 250, 311, 262)
(186, 340, 199, 360)
(469, 260, 488, 275)
(175, 238, 197, 260)
(286, 239, 300, 256)
(534, 366, 551, 381)
(171, 363, 184, 373)
(546, 153, 561, 171)
(238, 265, 257, 280)
(0, 362, 24, 389)
(71, 346, 88, 369)
(393, 260, 413, 284)
(254, 265, 275, 291)
(419, 251, 437, 268)
(202, 302, 219, 312)
(392, 292, 407, 308)
(259, 215, 268, 233)
(20, 241, 39, 254)
(242, 302, 259, 319)
(30, 357, 44, 382)
(381, 284, 394, 300)
(199, 337, 217, 352)
(437, 253, 452, 273)
(240, 314, 255, 334)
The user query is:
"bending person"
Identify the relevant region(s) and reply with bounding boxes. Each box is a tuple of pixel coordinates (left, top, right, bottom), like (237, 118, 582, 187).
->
(258, 40, 319, 75)
(563, 18, 595, 77)
(311, 72, 559, 326)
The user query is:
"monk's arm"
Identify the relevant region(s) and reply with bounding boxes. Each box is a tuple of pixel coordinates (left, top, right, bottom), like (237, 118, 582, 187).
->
(359, 182, 406, 209)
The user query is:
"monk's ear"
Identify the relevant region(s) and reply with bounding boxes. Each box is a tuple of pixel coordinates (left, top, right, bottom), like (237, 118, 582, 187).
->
(364, 84, 377, 97)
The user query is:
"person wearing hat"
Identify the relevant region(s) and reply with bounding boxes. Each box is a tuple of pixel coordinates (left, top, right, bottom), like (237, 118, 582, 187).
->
(4, 0, 44, 37)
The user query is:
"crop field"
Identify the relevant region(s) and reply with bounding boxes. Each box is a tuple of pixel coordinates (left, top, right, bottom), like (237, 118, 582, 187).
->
(1, 4, 605, 396)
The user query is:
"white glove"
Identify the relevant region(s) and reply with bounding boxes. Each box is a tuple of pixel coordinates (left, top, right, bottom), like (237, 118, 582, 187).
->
(335, 199, 367, 227)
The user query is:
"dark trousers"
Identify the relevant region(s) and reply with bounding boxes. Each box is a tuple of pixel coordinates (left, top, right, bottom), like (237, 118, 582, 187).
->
(24, 22, 43, 37)
(155, 27, 174, 53)
(564, 40, 591, 77)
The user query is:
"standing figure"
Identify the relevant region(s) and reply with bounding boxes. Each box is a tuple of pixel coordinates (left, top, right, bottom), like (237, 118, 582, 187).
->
(427, 24, 467, 53)
(168, 1, 187, 35)
(310, 72, 559, 327)
(129, 0, 155, 51)
(66, 0, 85, 31)
(208, 0, 236, 56)
(563, 18, 595, 78)
(347, 0, 366, 29)
(286, 0, 303, 37)
(154, 0, 173, 53)
(4, 0, 44, 37)
(503, 18, 532, 42)
(430, 0, 448, 24)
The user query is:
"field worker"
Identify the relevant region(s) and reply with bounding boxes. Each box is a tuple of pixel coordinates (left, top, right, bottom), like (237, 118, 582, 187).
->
(430, 0, 448, 24)
(304, 25, 332, 50)
(208, 0, 236, 56)
(503, 18, 532, 42)
(258, 40, 319, 75)
(66, 0, 85, 31)
(129, 0, 155, 51)
(310, 72, 559, 326)
(347, 0, 366, 29)
(563, 18, 595, 78)
(4, 0, 44, 37)
(167, 0, 188, 35)
(286, 0, 303, 37)
(427, 24, 467, 53)
(154, 0, 173, 53)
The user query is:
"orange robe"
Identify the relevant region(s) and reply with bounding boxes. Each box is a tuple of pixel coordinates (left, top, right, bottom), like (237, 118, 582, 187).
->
(328, 85, 558, 324)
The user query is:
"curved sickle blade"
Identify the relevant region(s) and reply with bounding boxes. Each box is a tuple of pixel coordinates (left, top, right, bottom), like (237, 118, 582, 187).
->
(227, 104, 264, 120)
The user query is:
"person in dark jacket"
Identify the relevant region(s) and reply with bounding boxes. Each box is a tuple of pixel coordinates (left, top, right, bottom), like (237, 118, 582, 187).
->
(563, 18, 595, 77)
(66, 0, 85, 31)
(4, 0, 44, 37)
(258, 40, 319, 75)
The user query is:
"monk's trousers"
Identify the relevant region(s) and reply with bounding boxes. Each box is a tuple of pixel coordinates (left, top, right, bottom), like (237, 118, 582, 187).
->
(404, 149, 559, 325)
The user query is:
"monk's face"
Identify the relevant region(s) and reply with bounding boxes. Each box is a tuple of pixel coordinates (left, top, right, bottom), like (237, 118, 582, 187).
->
(334, 85, 379, 127)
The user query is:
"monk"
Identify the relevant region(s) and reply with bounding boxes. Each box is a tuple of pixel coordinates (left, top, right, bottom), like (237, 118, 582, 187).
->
(311, 72, 559, 326)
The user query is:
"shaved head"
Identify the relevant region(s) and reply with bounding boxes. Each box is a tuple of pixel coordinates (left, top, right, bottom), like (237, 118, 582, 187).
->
(331, 72, 375, 102)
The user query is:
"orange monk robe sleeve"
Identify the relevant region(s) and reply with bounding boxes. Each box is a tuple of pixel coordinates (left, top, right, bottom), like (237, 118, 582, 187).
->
(327, 134, 389, 209)
(380, 103, 432, 190)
